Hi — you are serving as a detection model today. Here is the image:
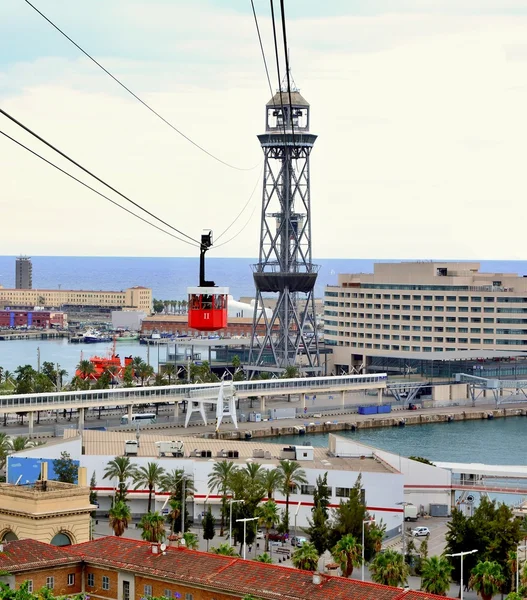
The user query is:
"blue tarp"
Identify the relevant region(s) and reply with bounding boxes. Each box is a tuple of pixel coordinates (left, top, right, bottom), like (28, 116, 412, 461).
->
(6, 456, 79, 484)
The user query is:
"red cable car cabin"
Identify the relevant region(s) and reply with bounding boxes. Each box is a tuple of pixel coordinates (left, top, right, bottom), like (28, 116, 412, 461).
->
(187, 286, 229, 332)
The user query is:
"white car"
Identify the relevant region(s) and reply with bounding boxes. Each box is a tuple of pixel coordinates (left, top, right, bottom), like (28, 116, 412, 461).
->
(411, 527, 430, 537)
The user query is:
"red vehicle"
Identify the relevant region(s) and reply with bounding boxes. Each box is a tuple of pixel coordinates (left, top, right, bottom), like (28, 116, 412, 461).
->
(187, 231, 228, 332)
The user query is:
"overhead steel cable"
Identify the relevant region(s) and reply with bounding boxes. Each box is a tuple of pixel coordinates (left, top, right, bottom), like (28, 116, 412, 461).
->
(212, 204, 258, 250)
(215, 167, 262, 242)
(0, 107, 200, 245)
(23, 0, 259, 172)
(279, 0, 297, 147)
(250, 0, 274, 100)
(269, 0, 290, 141)
(0, 128, 199, 247)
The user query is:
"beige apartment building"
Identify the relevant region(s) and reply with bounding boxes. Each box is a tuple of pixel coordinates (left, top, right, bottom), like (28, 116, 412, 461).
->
(325, 262, 527, 372)
(0, 285, 152, 313)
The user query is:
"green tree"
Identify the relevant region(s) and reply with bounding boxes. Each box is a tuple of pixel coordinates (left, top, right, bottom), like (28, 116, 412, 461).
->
(261, 468, 284, 500)
(52, 451, 78, 483)
(160, 469, 194, 533)
(89, 471, 98, 515)
(254, 552, 273, 563)
(138, 511, 166, 543)
(9, 436, 36, 452)
(208, 460, 238, 536)
(369, 549, 410, 587)
(282, 365, 299, 379)
(469, 561, 505, 600)
(123, 364, 134, 387)
(420, 538, 429, 560)
(95, 371, 112, 390)
(109, 500, 131, 536)
(256, 500, 280, 552)
(445, 498, 522, 585)
(291, 542, 319, 571)
(153, 299, 165, 313)
(15, 364, 37, 394)
(103, 456, 138, 502)
(210, 543, 239, 556)
(33, 373, 55, 393)
(183, 532, 199, 550)
(332, 534, 363, 578)
(138, 362, 155, 385)
(306, 472, 331, 555)
(0, 432, 11, 470)
(277, 459, 307, 533)
(408, 456, 435, 466)
(133, 462, 166, 513)
(202, 507, 216, 551)
(76, 359, 96, 381)
(420, 555, 453, 596)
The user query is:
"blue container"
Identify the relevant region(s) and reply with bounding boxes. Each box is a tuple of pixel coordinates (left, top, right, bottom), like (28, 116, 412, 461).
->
(358, 405, 378, 415)
(377, 405, 392, 414)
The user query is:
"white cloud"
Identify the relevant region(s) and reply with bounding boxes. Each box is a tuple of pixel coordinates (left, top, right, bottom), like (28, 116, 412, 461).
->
(1, 2, 527, 259)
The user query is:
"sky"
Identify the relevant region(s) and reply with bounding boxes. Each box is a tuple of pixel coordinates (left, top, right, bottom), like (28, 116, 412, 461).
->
(1, 0, 527, 259)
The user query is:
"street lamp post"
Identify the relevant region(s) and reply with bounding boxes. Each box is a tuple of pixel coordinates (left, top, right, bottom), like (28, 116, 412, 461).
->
(396, 501, 412, 566)
(237, 517, 258, 560)
(294, 502, 302, 540)
(229, 499, 242, 547)
(362, 518, 376, 582)
(516, 544, 527, 592)
(446, 549, 478, 600)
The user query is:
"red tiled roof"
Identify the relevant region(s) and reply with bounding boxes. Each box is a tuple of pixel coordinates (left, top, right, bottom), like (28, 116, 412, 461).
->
(0, 539, 80, 572)
(69, 537, 455, 600)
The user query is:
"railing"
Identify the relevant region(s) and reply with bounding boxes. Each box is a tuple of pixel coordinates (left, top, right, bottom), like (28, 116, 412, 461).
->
(0, 373, 388, 413)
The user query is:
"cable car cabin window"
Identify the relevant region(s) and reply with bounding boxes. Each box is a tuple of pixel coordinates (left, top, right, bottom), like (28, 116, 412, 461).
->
(214, 295, 225, 310)
(190, 295, 200, 310)
(202, 295, 213, 310)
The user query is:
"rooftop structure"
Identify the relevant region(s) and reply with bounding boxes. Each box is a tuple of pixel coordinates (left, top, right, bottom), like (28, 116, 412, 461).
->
(0, 469, 94, 545)
(324, 261, 527, 375)
(0, 536, 457, 600)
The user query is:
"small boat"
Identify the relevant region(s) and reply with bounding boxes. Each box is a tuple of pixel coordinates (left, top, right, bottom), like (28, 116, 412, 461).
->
(83, 329, 112, 343)
(115, 333, 139, 342)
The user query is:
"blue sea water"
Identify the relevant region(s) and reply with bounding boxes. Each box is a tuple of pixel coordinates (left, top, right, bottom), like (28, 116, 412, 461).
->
(1, 256, 527, 301)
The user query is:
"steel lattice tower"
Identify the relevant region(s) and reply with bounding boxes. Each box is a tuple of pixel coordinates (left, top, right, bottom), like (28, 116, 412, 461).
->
(248, 86, 320, 374)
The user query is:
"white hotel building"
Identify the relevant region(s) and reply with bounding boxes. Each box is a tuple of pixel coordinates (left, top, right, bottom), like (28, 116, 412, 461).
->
(324, 262, 527, 375)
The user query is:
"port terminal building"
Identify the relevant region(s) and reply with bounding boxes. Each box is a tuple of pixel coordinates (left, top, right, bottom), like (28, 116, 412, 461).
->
(8, 430, 453, 538)
(0, 285, 152, 314)
(324, 262, 527, 376)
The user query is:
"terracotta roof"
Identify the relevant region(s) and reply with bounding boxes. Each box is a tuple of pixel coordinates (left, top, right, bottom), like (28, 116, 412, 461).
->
(0, 539, 80, 572)
(69, 537, 455, 600)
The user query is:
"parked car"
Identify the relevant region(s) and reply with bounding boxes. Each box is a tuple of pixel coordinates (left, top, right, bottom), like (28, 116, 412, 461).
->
(291, 536, 307, 547)
(268, 532, 288, 542)
(411, 527, 430, 537)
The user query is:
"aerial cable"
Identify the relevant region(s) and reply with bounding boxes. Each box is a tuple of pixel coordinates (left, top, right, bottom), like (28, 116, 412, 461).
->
(0, 128, 199, 247)
(269, 1, 291, 142)
(279, 0, 297, 147)
(215, 167, 262, 242)
(212, 204, 258, 250)
(250, 0, 275, 100)
(23, 0, 259, 172)
(0, 107, 200, 245)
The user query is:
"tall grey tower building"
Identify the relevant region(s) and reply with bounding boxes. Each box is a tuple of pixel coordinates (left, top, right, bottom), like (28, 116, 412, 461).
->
(16, 256, 33, 289)
(248, 86, 320, 375)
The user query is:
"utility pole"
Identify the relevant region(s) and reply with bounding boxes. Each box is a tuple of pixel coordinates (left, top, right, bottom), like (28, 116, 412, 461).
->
(37, 347, 41, 373)
(181, 477, 186, 534)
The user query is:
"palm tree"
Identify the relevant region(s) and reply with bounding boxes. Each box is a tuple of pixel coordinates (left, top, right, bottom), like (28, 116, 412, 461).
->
(77, 359, 96, 380)
(469, 561, 505, 600)
(261, 469, 284, 500)
(133, 462, 166, 513)
(369, 525, 385, 555)
(160, 468, 195, 498)
(138, 363, 155, 385)
(9, 436, 36, 452)
(183, 532, 199, 549)
(332, 534, 363, 578)
(254, 553, 273, 563)
(256, 500, 280, 552)
(210, 543, 239, 556)
(167, 497, 182, 537)
(208, 460, 238, 536)
(164, 363, 176, 385)
(420, 556, 453, 596)
(0, 432, 11, 469)
(103, 456, 138, 502)
(138, 511, 166, 543)
(292, 542, 319, 571)
(369, 549, 410, 587)
(109, 500, 131, 536)
(243, 462, 264, 481)
(277, 460, 307, 533)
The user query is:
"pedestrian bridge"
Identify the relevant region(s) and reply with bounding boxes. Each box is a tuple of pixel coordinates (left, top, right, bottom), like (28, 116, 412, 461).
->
(435, 461, 527, 496)
(0, 373, 387, 420)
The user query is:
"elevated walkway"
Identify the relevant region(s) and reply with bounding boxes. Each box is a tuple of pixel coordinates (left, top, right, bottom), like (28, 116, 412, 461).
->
(435, 461, 527, 496)
(0, 373, 387, 434)
(455, 373, 527, 406)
